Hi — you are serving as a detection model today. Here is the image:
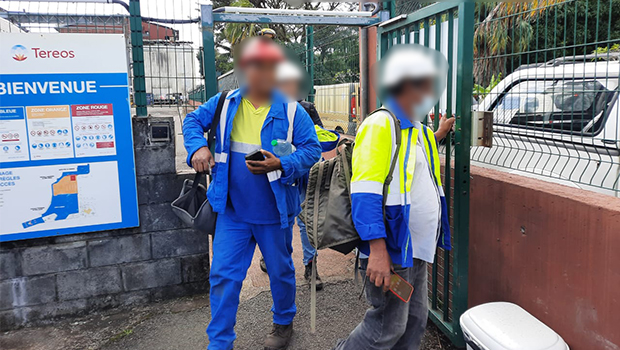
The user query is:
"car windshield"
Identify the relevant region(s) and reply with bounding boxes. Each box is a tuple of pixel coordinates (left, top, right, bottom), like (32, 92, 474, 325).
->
(493, 79, 617, 134)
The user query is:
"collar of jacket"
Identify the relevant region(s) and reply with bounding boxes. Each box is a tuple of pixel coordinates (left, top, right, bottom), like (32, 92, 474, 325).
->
(385, 98, 415, 129)
(227, 86, 290, 120)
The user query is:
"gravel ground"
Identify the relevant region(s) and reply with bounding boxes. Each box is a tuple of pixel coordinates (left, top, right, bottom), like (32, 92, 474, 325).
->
(102, 280, 457, 350)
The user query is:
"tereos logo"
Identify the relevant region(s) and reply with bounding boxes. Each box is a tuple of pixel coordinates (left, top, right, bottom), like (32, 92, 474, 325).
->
(11, 45, 28, 61)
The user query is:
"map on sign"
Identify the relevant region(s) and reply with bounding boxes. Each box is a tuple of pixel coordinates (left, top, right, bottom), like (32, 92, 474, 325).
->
(22, 164, 90, 228)
(0, 162, 122, 236)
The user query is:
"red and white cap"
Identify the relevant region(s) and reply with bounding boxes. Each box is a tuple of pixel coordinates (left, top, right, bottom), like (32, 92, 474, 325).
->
(239, 38, 285, 67)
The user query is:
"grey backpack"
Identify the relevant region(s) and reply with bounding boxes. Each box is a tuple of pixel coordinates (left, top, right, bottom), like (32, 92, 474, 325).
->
(299, 108, 401, 254)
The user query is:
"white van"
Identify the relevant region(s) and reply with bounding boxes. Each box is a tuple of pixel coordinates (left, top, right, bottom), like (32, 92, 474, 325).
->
(473, 54, 620, 197)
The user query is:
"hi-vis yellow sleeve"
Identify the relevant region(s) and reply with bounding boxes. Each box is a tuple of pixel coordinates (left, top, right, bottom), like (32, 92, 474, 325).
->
(351, 112, 393, 196)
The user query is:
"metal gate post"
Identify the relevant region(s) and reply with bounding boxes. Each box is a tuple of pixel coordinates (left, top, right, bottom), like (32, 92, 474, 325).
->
(306, 25, 315, 103)
(201, 4, 219, 102)
(129, 0, 147, 117)
(375, 2, 475, 346)
(450, 2, 474, 344)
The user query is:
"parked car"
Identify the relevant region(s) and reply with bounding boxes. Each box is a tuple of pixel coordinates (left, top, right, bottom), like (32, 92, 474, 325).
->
(154, 92, 183, 105)
(473, 54, 620, 196)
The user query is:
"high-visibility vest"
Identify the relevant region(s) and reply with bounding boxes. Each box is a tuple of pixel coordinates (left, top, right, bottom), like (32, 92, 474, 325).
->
(350, 109, 451, 267)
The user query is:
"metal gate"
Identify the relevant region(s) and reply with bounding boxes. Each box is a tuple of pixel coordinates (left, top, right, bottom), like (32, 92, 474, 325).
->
(377, 3, 475, 346)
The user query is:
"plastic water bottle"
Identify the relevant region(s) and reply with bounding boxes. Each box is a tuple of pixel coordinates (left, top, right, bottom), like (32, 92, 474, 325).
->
(271, 139, 296, 157)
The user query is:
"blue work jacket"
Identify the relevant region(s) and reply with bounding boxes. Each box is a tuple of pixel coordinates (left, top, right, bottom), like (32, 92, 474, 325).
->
(183, 88, 322, 228)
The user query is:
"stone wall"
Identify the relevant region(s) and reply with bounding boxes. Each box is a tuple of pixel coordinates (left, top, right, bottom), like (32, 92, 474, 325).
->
(0, 116, 209, 331)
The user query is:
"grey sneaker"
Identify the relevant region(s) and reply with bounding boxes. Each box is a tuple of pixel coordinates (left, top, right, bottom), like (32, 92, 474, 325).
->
(264, 323, 293, 350)
(260, 257, 267, 273)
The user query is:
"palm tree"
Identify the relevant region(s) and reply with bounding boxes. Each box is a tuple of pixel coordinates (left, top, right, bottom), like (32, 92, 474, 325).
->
(474, 0, 569, 86)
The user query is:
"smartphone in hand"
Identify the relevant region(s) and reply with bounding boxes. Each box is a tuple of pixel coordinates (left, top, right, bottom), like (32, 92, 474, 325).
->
(389, 271, 414, 303)
(245, 149, 265, 161)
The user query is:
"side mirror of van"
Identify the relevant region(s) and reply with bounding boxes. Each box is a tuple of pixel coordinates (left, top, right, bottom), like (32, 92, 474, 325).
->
(472, 111, 493, 147)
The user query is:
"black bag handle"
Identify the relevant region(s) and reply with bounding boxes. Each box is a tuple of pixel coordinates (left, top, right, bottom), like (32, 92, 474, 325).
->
(190, 172, 203, 191)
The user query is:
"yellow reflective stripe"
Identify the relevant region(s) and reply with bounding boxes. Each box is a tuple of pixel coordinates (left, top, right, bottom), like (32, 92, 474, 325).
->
(351, 112, 393, 185)
(315, 125, 338, 142)
(403, 128, 418, 194)
(422, 128, 442, 187)
(351, 180, 383, 195)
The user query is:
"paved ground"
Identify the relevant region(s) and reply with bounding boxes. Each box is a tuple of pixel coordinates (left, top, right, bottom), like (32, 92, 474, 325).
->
(0, 227, 457, 350)
(102, 280, 456, 350)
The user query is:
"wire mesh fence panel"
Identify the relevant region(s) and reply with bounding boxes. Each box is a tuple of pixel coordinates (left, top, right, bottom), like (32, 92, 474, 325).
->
(472, 0, 620, 196)
(2, 0, 205, 119)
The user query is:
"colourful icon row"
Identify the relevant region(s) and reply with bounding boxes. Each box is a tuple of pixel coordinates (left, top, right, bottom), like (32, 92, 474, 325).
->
(75, 135, 113, 141)
(2, 145, 21, 152)
(31, 142, 72, 149)
(29, 129, 70, 137)
(75, 143, 98, 149)
(74, 124, 113, 131)
(2, 133, 20, 139)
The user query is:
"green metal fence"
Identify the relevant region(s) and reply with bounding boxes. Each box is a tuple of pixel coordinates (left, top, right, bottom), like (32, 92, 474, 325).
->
(471, 0, 620, 196)
(377, 3, 475, 346)
(295, 24, 361, 135)
(1, 0, 206, 121)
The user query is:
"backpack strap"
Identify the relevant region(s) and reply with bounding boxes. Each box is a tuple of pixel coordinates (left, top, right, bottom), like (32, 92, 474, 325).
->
(286, 101, 296, 143)
(368, 107, 402, 210)
(208, 90, 230, 161)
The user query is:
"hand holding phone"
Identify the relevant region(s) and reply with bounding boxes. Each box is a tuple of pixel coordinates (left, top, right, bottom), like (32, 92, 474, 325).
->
(245, 149, 265, 161)
(245, 149, 282, 174)
(389, 271, 414, 303)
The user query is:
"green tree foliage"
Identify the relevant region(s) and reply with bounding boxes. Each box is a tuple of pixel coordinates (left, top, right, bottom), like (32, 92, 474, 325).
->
(524, 0, 620, 65)
(474, 0, 620, 86)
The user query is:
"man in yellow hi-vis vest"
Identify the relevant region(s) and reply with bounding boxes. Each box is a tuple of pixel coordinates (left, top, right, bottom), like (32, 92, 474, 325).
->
(333, 45, 454, 350)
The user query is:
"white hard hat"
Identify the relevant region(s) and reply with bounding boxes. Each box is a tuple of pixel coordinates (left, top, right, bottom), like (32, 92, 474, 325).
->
(380, 45, 443, 88)
(277, 61, 303, 82)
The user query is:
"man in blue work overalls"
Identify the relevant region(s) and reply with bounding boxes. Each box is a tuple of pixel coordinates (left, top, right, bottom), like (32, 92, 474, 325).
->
(183, 38, 322, 350)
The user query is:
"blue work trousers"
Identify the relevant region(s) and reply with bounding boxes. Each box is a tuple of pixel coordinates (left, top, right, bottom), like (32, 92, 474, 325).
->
(297, 216, 316, 266)
(297, 186, 317, 266)
(207, 213, 297, 350)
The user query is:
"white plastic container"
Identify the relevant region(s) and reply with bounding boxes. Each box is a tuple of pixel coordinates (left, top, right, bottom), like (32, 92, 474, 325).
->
(460, 302, 569, 350)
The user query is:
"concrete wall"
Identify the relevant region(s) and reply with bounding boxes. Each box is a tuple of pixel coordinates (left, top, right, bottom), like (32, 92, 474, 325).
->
(469, 165, 620, 350)
(0, 117, 209, 331)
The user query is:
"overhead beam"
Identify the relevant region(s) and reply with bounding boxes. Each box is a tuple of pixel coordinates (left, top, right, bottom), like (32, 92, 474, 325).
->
(214, 7, 373, 17)
(0, 11, 127, 26)
(212, 13, 381, 26)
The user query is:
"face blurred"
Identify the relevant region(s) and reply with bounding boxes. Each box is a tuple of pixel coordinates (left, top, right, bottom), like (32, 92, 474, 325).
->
(243, 61, 277, 96)
(401, 77, 434, 107)
(278, 80, 299, 100)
